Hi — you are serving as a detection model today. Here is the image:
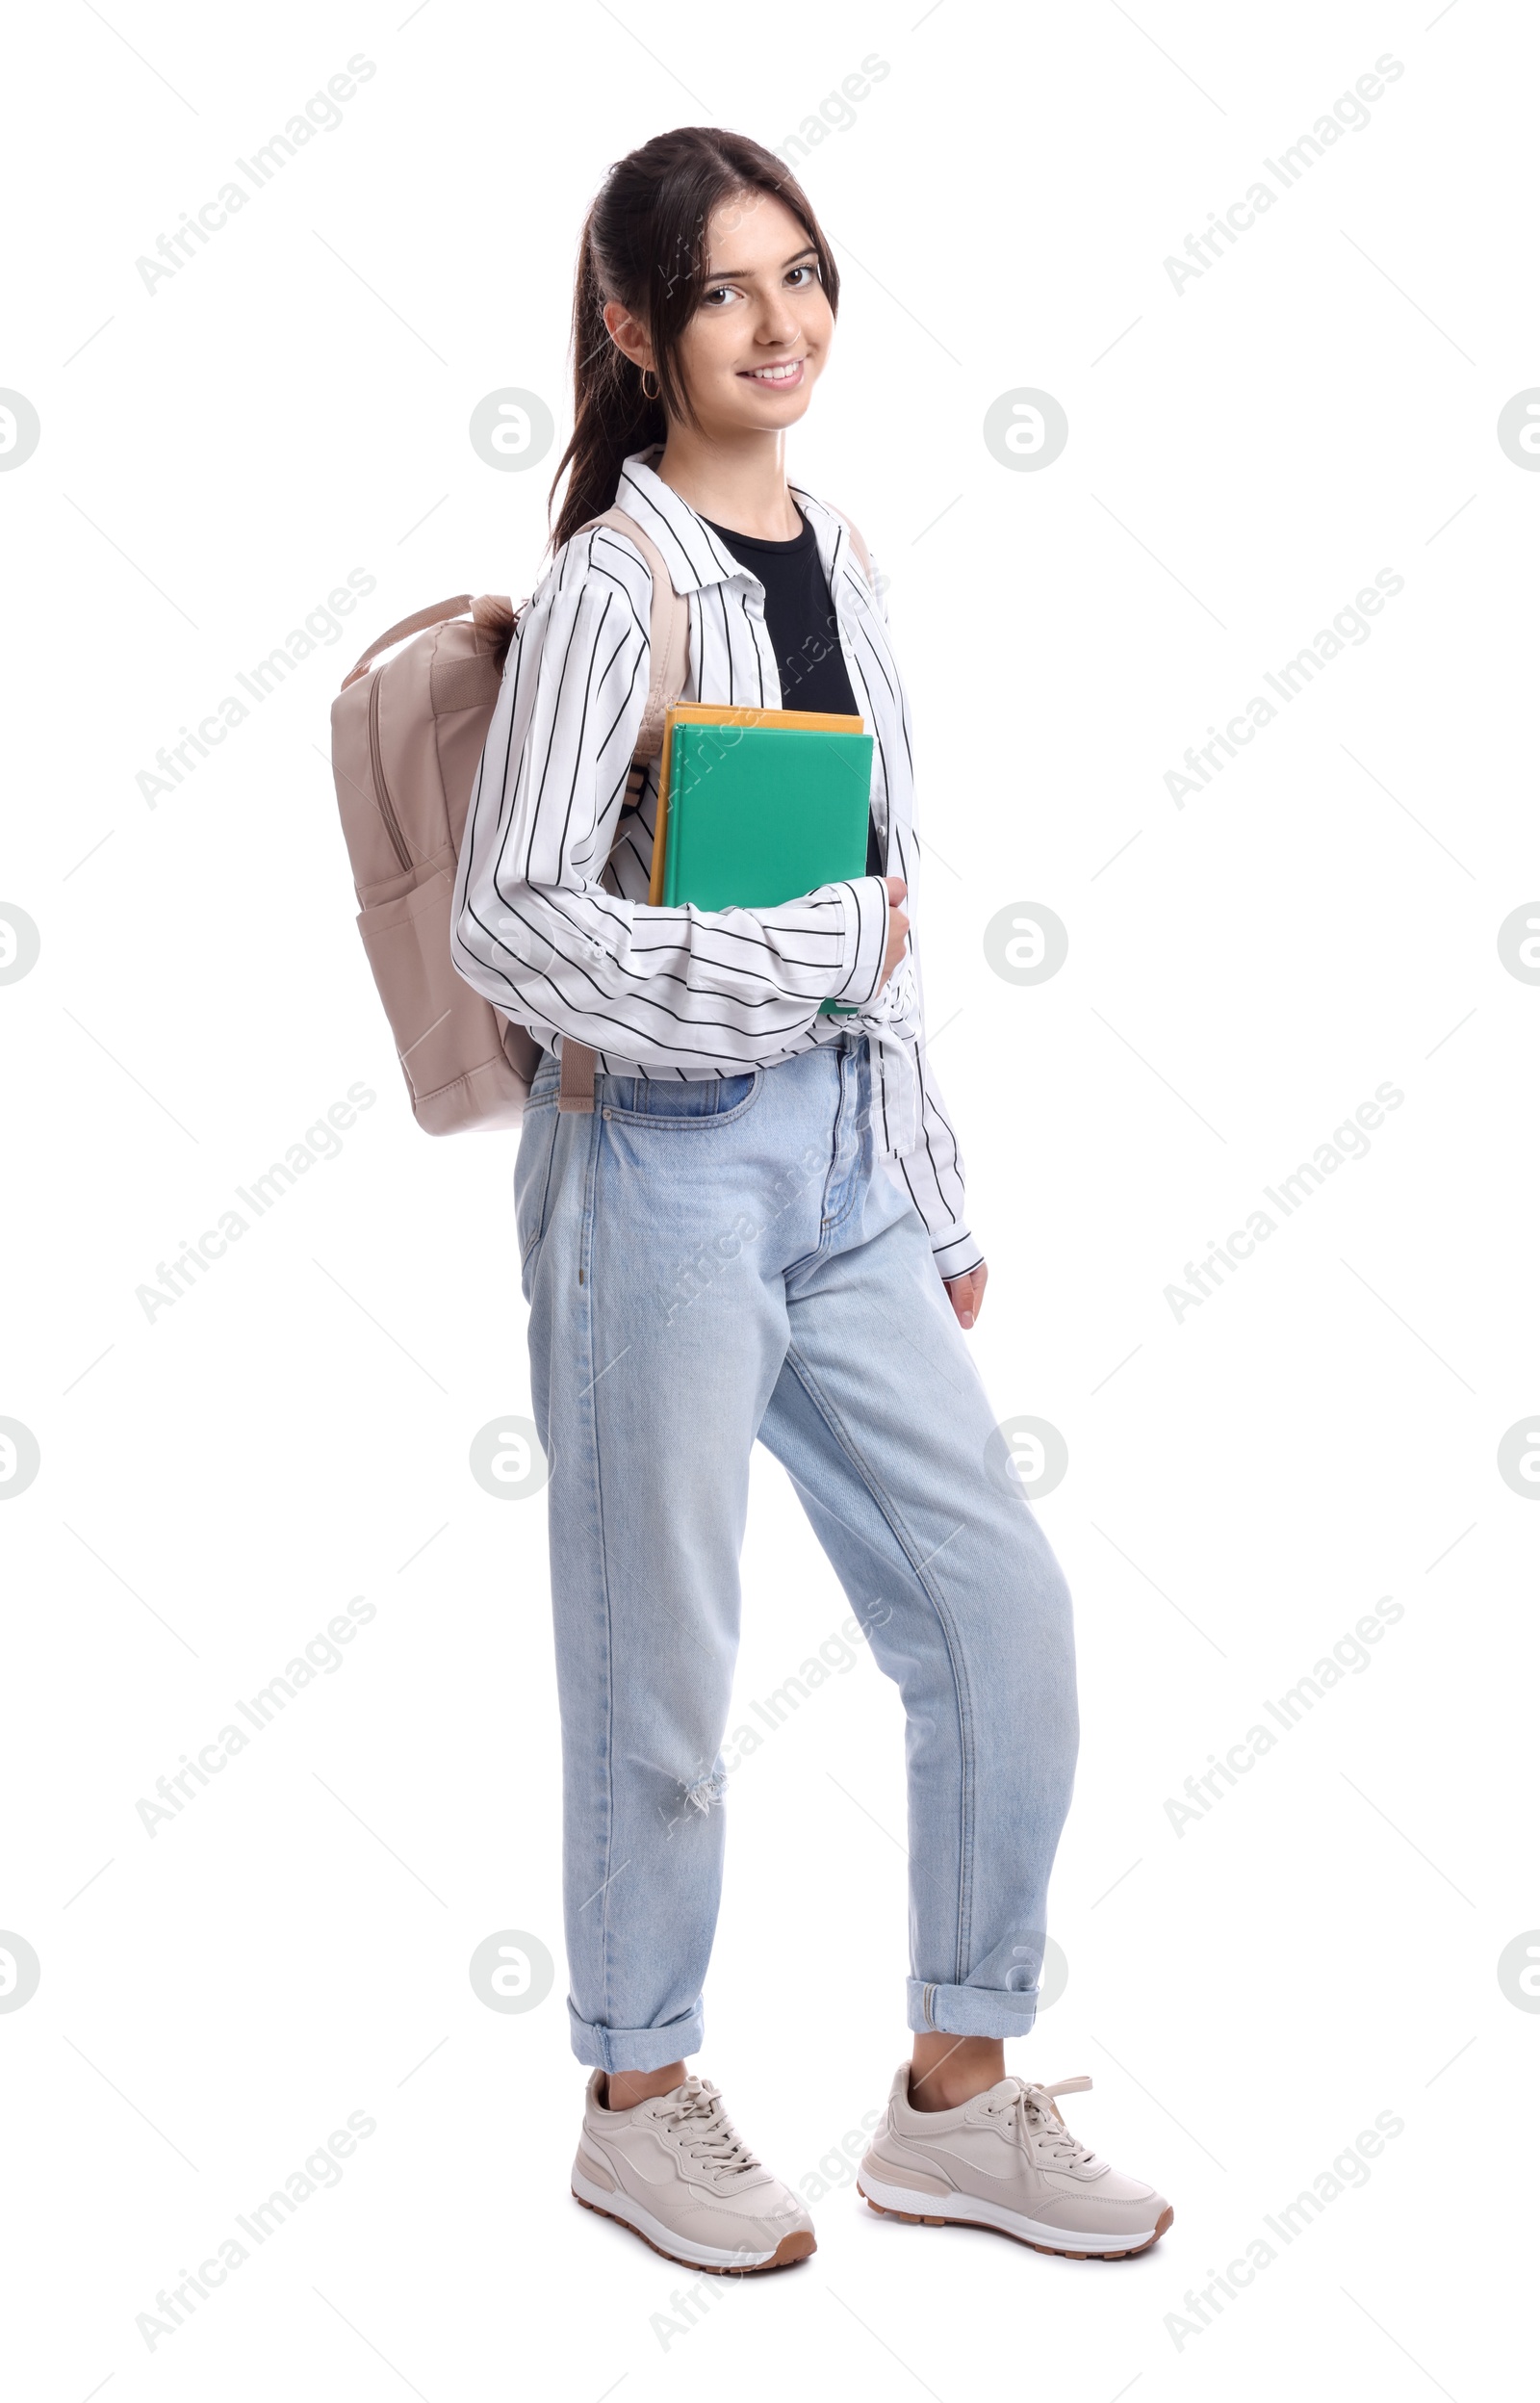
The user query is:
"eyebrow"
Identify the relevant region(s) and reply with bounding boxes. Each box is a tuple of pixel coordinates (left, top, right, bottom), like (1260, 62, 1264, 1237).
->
(703, 245, 819, 282)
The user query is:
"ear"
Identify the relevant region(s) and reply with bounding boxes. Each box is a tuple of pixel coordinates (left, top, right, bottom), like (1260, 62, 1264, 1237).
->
(602, 298, 654, 375)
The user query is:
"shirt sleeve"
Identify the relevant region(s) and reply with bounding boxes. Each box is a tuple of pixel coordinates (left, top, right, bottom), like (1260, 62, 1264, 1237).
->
(450, 535, 890, 1069)
(864, 539, 984, 1279)
(908, 1043, 983, 1280)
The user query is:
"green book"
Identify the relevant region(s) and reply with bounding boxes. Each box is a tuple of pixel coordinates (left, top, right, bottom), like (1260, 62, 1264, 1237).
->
(660, 722, 874, 907)
(661, 722, 876, 1017)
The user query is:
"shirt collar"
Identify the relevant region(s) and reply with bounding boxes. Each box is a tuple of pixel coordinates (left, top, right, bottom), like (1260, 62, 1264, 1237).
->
(614, 452, 741, 593)
(615, 450, 850, 596)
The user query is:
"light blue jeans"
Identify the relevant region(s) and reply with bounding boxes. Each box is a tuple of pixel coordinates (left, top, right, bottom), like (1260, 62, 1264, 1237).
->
(517, 1033, 1078, 2072)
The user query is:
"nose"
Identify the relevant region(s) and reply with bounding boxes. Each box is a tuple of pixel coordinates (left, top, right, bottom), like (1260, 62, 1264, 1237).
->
(754, 290, 800, 349)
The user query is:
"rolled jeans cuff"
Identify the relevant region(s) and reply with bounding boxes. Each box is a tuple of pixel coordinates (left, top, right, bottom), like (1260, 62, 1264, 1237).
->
(567, 1996, 705, 2073)
(907, 1977, 1040, 2039)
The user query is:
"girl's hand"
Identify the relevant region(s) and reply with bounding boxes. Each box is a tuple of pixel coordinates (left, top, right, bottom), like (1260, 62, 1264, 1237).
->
(880, 877, 910, 987)
(944, 1262, 988, 1331)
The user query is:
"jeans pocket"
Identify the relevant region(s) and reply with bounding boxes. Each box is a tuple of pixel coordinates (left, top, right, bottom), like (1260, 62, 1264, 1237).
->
(602, 1068, 763, 1126)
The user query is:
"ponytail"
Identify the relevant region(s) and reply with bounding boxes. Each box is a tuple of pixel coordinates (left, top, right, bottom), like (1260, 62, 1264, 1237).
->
(552, 218, 668, 552)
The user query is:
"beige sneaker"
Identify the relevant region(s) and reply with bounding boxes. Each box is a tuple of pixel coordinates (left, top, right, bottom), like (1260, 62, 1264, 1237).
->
(572, 2072, 816, 2273)
(858, 2064, 1173, 2259)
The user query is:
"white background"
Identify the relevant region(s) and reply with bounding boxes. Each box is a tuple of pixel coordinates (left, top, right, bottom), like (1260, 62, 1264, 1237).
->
(2, 0, 1534, 2395)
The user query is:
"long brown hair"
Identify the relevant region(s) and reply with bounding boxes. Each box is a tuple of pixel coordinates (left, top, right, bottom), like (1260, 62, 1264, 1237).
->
(550, 127, 840, 552)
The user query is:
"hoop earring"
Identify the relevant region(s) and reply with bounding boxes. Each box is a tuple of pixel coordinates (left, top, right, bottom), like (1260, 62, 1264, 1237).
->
(641, 367, 660, 401)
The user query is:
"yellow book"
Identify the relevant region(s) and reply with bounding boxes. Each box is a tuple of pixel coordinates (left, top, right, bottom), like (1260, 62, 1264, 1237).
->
(647, 703, 864, 907)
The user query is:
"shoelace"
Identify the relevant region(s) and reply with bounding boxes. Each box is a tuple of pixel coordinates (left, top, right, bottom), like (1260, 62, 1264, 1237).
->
(988, 2075, 1098, 2168)
(656, 2079, 761, 2179)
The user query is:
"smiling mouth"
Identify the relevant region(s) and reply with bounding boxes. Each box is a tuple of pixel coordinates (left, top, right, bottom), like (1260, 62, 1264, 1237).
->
(739, 357, 806, 384)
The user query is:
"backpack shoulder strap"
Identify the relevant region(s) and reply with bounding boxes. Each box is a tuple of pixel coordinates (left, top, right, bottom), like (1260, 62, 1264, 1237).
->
(820, 504, 872, 588)
(340, 593, 474, 690)
(575, 507, 690, 760)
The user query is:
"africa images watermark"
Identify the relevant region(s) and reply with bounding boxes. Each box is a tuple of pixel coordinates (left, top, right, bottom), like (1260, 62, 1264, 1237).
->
(658, 1076, 908, 1325)
(135, 569, 377, 809)
(135, 2109, 377, 2351)
(1163, 54, 1406, 296)
(135, 1083, 377, 1324)
(716, 1606, 888, 1777)
(1164, 570, 1405, 808)
(649, 2108, 886, 2350)
(135, 1594, 378, 1837)
(662, 1133, 838, 1324)
(1163, 1080, 1404, 1324)
(1161, 2108, 1405, 2351)
(660, 1601, 893, 1831)
(1164, 1594, 1404, 1838)
(135, 55, 377, 297)
(771, 52, 890, 167)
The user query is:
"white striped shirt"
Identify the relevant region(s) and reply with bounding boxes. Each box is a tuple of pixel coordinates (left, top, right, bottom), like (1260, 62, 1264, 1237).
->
(450, 451, 981, 1279)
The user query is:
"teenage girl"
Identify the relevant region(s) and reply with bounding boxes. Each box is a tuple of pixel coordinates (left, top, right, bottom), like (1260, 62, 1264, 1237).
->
(450, 125, 1171, 2274)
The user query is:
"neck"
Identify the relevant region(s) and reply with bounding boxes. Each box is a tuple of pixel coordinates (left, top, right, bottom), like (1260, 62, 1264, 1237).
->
(654, 424, 801, 539)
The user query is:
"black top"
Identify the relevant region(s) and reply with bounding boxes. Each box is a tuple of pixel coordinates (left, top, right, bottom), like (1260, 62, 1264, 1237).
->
(702, 507, 883, 877)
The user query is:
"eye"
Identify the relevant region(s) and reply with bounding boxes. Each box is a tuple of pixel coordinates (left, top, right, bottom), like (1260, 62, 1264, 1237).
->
(786, 263, 820, 288)
(701, 283, 739, 307)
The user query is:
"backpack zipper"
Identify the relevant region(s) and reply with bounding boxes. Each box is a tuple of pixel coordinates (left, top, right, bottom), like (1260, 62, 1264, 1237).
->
(367, 668, 413, 872)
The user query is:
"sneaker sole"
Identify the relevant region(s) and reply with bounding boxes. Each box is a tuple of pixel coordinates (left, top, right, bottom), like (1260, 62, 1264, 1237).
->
(857, 2169, 1173, 2260)
(571, 2169, 816, 2274)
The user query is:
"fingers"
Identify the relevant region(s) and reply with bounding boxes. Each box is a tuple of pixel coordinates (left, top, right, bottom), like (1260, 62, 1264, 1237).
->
(879, 877, 910, 981)
(943, 1262, 988, 1331)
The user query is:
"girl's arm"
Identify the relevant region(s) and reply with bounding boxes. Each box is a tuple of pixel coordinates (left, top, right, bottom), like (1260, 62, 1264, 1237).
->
(451, 540, 890, 1070)
(860, 542, 985, 1287)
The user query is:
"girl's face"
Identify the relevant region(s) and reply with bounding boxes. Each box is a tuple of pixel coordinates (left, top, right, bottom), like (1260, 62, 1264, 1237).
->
(669, 190, 834, 438)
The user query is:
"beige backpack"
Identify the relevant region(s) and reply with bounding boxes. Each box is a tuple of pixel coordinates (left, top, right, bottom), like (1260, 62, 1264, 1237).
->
(330, 503, 870, 1132)
(328, 507, 688, 1133)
